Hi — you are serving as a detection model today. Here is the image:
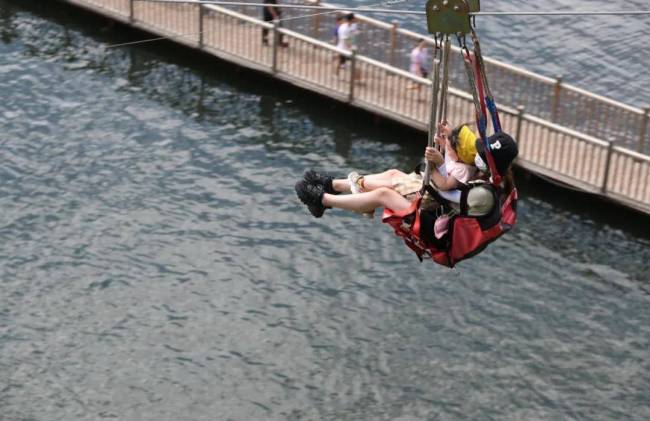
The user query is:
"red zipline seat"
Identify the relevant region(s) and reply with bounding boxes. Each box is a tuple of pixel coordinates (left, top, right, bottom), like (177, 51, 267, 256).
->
(380, 26, 517, 267)
(382, 186, 517, 267)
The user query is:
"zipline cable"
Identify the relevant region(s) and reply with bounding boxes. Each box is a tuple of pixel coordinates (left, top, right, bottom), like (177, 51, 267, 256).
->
(106, 34, 191, 48)
(138, 0, 650, 17)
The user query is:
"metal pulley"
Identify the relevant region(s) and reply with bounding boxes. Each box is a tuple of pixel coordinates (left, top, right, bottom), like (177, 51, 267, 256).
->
(425, 0, 480, 35)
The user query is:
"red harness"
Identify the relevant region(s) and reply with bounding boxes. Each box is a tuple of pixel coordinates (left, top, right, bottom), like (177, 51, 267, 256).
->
(382, 29, 517, 267)
(382, 186, 518, 267)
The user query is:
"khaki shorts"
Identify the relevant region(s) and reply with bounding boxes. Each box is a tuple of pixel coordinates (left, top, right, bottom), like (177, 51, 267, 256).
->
(391, 172, 425, 201)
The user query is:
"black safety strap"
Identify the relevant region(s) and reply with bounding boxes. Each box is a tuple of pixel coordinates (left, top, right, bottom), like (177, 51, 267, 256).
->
(460, 188, 470, 216)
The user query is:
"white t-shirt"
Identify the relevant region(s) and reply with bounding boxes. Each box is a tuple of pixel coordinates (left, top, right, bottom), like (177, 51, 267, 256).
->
(336, 22, 355, 52)
(435, 151, 476, 203)
(446, 158, 477, 185)
(436, 162, 462, 203)
(436, 154, 493, 216)
(409, 46, 428, 75)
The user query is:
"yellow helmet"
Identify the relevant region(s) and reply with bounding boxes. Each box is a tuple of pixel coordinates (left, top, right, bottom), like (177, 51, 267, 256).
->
(455, 125, 478, 165)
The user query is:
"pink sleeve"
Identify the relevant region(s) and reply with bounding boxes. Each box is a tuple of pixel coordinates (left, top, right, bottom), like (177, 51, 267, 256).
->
(447, 162, 476, 184)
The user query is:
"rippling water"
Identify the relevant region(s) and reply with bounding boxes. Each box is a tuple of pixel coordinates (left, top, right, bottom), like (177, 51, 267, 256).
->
(1, 2, 649, 420)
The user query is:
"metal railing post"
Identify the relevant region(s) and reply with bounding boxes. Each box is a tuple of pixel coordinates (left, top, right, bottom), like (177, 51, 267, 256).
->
(551, 74, 563, 122)
(515, 105, 525, 142)
(129, 0, 134, 22)
(198, 4, 204, 49)
(271, 22, 279, 74)
(390, 20, 398, 66)
(601, 140, 614, 193)
(348, 49, 356, 103)
(637, 107, 649, 153)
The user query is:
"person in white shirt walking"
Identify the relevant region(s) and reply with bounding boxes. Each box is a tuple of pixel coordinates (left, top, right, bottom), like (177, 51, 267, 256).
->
(407, 38, 430, 95)
(409, 38, 429, 78)
(334, 13, 359, 78)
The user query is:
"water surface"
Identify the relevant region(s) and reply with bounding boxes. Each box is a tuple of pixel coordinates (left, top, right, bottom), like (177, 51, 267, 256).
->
(1, 2, 649, 420)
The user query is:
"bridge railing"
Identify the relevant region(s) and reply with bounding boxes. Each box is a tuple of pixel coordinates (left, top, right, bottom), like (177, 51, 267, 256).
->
(360, 16, 650, 154)
(80, 0, 649, 154)
(605, 147, 650, 205)
(202, 6, 274, 68)
(62, 0, 650, 212)
(222, 0, 650, 155)
(354, 56, 430, 125)
(275, 28, 350, 96)
(76, 0, 130, 17)
(132, 0, 200, 46)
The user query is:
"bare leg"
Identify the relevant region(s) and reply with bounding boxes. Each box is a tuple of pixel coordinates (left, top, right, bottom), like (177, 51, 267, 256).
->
(330, 168, 409, 193)
(322, 187, 411, 214)
(332, 178, 352, 193)
(363, 169, 409, 191)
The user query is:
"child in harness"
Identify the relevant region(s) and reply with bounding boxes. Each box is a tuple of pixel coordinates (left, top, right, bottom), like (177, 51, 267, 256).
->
(295, 122, 516, 218)
(294, 128, 518, 264)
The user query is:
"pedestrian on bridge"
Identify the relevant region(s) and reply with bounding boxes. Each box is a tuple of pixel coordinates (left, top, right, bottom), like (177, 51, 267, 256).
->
(409, 38, 429, 79)
(334, 13, 360, 79)
(262, 0, 288, 47)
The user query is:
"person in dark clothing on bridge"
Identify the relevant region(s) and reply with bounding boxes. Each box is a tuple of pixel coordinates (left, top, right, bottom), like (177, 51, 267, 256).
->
(262, 0, 288, 47)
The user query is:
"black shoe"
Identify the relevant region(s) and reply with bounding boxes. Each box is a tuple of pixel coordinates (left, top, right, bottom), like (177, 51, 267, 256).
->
(295, 180, 326, 218)
(303, 169, 336, 194)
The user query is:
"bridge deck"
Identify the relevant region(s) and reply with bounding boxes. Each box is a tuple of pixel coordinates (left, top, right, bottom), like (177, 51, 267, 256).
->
(61, 0, 650, 214)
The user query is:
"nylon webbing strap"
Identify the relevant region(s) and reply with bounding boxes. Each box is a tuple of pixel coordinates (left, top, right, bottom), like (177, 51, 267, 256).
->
(470, 29, 492, 99)
(459, 35, 501, 186)
(460, 188, 470, 216)
(473, 52, 502, 186)
(460, 46, 483, 125)
(471, 28, 502, 133)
